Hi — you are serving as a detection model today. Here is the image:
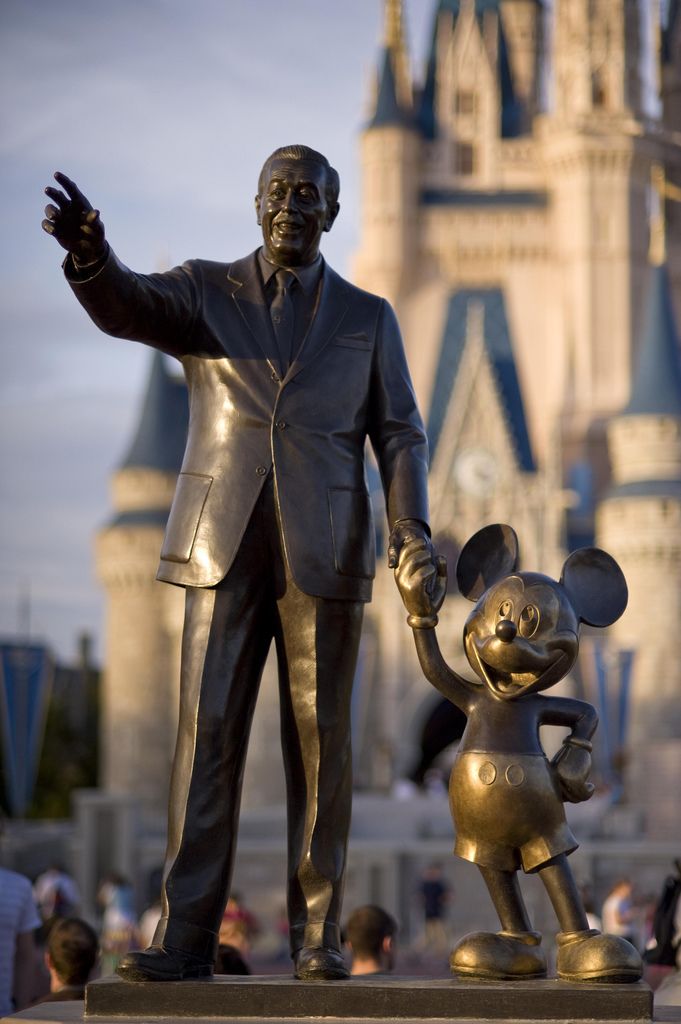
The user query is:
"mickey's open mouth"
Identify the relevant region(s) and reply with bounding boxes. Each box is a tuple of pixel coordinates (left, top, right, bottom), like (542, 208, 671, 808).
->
(467, 636, 569, 700)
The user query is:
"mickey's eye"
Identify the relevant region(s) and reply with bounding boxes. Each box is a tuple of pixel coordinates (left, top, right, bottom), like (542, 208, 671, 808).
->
(519, 604, 540, 638)
(498, 600, 513, 620)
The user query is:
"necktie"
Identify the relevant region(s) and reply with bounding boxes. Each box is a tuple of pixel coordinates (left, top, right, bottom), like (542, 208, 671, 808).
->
(270, 268, 295, 370)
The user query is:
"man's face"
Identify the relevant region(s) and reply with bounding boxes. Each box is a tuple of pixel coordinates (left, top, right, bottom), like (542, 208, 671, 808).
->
(255, 158, 338, 267)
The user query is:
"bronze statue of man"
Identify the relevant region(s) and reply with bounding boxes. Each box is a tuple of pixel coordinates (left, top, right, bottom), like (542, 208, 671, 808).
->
(42, 146, 433, 982)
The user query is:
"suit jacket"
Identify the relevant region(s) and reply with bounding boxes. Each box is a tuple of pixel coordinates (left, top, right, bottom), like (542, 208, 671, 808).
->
(66, 247, 429, 602)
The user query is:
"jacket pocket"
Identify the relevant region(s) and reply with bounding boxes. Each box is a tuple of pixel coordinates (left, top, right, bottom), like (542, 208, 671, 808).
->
(161, 473, 213, 563)
(328, 488, 375, 579)
(334, 333, 372, 350)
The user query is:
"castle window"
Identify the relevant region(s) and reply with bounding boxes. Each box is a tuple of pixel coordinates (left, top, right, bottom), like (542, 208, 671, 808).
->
(455, 90, 476, 116)
(591, 69, 607, 108)
(455, 142, 476, 176)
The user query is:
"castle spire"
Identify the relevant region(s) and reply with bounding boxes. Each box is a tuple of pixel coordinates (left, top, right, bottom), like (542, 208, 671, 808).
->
(383, 0, 402, 51)
(368, 0, 412, 128)
(383, 0, 411, 105)
(121, 350, 188, 473)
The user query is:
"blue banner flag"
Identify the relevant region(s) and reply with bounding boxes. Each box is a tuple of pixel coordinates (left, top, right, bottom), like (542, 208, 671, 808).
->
(0, 643, 54, 817)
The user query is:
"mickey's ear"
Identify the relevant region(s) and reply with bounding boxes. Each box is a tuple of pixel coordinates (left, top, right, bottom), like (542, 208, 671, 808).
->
(560, 548, 628, 627)
(456, 524, 519, 601)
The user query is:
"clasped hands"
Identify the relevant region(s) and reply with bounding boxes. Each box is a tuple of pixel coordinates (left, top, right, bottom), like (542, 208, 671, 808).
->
(391, 526, 447, 629)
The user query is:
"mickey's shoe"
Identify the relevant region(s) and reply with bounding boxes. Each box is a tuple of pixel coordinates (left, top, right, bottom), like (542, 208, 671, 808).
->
(293, 946, 349, 980)
(556, 929, 643, 983)
(450, 930, 547, 980)
(116, 945, 214, 982)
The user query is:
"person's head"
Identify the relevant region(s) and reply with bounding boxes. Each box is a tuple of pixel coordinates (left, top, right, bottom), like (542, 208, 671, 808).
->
(46, 918, 98, 988)
(345, 905, 397, 975)
(219, 914, 250, 954)
(255, 145, 340, 268)
(424, 861, 444, 880)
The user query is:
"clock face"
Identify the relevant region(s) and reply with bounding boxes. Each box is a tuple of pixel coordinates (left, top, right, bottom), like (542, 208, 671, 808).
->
(453, 447, 499, 498)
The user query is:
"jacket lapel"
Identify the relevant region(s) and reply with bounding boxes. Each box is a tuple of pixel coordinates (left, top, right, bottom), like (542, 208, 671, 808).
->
(227, 251, 284, 379)
(285, 262, 350, 384)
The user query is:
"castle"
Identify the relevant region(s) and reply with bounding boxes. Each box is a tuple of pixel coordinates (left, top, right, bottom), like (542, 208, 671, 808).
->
(95, 0, 681, 839)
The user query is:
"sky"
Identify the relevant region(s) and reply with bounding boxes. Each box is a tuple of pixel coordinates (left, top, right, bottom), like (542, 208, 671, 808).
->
(0, 0, 435, 662)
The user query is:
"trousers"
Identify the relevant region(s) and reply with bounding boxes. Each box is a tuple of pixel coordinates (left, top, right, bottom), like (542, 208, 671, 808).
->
(152, 473, 364, 960)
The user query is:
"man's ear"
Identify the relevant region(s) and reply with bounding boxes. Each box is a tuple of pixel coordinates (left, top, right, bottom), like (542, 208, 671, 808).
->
(324, 202, 340, 232)
(382, 935, 393, 954)
(254, 195, 262, 226)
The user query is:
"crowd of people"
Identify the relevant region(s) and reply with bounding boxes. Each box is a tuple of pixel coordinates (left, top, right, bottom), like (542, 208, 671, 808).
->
(0, 858, 679, 1013)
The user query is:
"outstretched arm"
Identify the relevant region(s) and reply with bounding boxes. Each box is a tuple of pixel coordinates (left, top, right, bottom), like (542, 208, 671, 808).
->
(41, 172, 199, 354)
(395, 539, 473, 711)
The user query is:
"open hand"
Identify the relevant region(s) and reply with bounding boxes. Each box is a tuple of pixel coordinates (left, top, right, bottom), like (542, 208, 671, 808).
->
(42, 172, 106, 264)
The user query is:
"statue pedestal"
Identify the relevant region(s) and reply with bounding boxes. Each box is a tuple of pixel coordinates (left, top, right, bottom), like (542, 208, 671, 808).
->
(6, 975, 669, 1024)
(85, 974, 653, 1022)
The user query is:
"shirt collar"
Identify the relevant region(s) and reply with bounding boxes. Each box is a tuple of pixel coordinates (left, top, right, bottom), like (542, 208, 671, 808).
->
(258, 248, 323, 296)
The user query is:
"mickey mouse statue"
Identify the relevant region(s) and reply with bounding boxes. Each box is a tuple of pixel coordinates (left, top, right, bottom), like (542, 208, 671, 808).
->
(396, 524, 643, 984)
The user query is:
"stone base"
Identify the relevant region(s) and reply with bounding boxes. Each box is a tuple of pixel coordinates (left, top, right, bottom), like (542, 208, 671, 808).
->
(81, 974, 654, 1022)
(5, 975, 669, 1024)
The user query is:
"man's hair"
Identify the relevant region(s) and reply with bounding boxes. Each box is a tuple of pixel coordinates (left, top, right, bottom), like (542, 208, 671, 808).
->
(257, 145, 340, 207)
(345, 904, 397, 960)
(47, 918, 98, 986)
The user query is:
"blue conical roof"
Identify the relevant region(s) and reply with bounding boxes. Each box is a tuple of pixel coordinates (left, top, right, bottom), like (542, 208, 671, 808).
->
(120, 350, 188, 472)
(427, 287, 535, 471)
(625, 263, 681, 417)
(368, 47, 414, 129)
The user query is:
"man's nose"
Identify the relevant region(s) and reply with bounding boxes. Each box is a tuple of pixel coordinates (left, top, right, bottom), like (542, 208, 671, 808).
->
(282, 188, 297, 211)
(495, 619, 517, 643)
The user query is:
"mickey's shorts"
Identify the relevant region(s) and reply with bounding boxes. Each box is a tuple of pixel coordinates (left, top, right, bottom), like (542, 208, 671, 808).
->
(449, 751, 578, 873)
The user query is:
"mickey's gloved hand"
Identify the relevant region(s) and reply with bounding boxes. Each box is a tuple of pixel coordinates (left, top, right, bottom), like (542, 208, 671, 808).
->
(552, 740, 595, 803)
(394, 536, 447, 628)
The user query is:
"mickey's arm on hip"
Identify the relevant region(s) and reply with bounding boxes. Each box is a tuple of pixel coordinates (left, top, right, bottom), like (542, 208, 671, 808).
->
(544, 697, 599, 803)
(394, 538, 471, 711)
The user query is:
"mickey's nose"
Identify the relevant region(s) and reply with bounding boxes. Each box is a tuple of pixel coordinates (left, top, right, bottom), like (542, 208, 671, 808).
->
(495, 619, 517, 643)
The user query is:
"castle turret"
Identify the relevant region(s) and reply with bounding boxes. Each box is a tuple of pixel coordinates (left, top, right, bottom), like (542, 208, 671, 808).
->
(352, 0, 420, 308)
(597, 246, 681, 837)
(95, 352, 188, 812)
(544, 0, 675, 519)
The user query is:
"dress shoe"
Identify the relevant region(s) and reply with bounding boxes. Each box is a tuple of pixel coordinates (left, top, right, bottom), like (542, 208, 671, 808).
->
(293, 945, 349, 980)
(116, 945, 214, 982)
(450, 930, 547, 980)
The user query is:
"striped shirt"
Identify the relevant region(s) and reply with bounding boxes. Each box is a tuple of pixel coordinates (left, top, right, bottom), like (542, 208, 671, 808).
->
(0, 867, 41, 1016)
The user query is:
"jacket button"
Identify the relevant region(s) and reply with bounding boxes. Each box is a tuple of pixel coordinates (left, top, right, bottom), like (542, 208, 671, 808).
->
(256, 465, 267, 476)
(276, 420, 287, 430)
